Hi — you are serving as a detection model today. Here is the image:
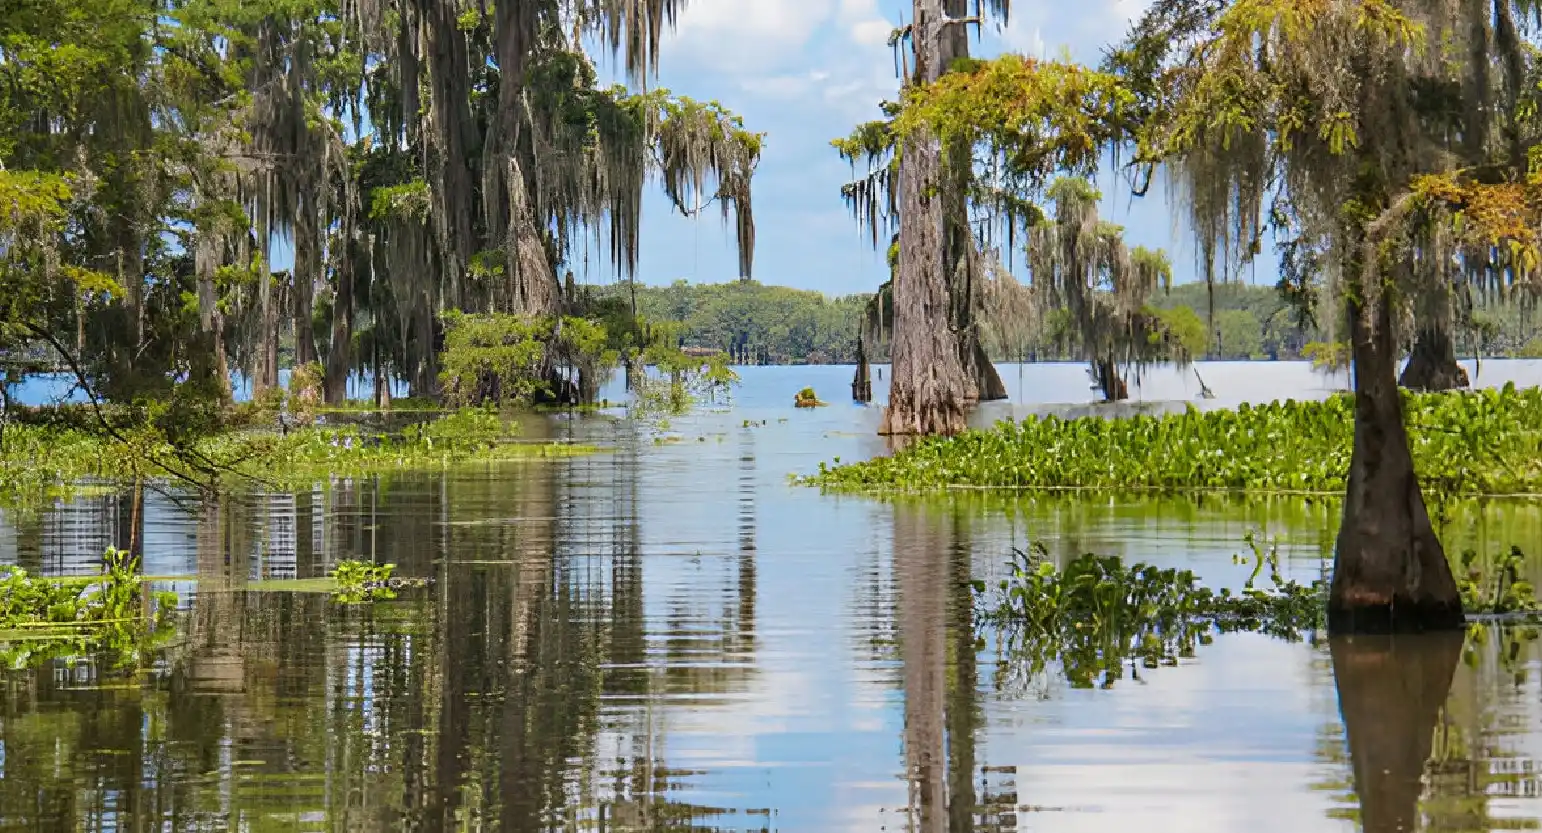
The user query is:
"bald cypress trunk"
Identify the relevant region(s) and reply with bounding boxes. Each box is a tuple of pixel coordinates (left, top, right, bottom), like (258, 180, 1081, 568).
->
(852, 332, 872, 402)
(1400, 328, 1468, 391)
(883, 0, 969, 436)
(1095, 358, 1127, 402)
(325, 257, 354, 405)
(293, 202, 318, 368)
(1330, 298, 1464, 633)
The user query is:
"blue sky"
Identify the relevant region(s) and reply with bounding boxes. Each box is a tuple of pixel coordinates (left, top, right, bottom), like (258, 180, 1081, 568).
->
(605, 0, 1235, 296)
(275, 0, 1285, 297)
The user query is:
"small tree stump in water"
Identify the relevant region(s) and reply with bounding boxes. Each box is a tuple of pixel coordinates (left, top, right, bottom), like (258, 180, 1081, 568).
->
(795, 387, 827, 408)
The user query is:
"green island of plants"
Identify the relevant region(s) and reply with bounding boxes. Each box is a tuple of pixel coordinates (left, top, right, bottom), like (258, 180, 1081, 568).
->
(0, 406, 600, 509)
(0, 548, 179, 670)
(807, 386, 1542, 497)
(983, 533, 1539, 691)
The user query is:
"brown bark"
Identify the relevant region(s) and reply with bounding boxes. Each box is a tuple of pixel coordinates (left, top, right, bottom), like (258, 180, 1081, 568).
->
(1330, 632, 1463, 833)
(324, 256, 353, 405)
(194, 233, 232, 402)
(293, 203, 318, 368)
(882, 0, 969, 436)
(1095, 358, 1128, 402)
(1329, 300, 1464, 633)
(508, 167, 563, 318)
(255, 207, 279, 394)
(1399, 327, 1468, 391)
(971, 340, 1007, 401)
(852, 333, 873, 402)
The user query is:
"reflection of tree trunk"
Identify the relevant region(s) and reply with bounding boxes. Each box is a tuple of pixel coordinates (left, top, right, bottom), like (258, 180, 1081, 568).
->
(898, 507, 948, 833)
(1399, 328, 1468, 391)
(883, 0, 968, 437)
(1330, 300, 1463, 633)
(1330, 632, 1463, 833)
(946, 511, 979, 833)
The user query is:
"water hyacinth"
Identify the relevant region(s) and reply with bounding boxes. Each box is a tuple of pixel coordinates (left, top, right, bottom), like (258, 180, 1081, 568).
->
(806, 386, 1542, 496)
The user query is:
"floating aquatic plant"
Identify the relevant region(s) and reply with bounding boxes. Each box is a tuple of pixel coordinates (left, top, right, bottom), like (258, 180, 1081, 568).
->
(328, 560, 429, 604)
(0, 548, 178, 670)
(806, 386, 1542, 497)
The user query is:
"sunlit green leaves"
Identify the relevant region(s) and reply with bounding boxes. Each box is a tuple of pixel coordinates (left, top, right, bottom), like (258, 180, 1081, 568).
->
(806, 384, 1542, 497)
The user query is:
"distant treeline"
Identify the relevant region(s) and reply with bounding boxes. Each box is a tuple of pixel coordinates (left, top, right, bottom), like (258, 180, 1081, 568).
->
(600, 279, 1542, 365)
(605, 280, 870, 364)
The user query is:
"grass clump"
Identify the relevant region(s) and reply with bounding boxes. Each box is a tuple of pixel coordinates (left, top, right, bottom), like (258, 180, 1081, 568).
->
(806, 385, 1542, 496)
(0, 548, 178, 669)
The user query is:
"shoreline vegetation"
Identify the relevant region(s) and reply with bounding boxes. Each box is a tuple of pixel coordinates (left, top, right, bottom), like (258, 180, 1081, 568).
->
(0, 406, 602, 509)
(803, 385, 1542, 499)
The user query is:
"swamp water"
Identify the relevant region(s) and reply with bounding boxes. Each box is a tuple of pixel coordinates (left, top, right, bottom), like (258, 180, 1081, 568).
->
(2, 361, 1542, 831)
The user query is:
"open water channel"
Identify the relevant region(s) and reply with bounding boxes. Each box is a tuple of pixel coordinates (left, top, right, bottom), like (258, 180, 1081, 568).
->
(2, 361, 1542, 831)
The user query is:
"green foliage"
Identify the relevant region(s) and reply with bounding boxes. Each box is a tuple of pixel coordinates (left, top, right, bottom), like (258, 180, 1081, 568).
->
(1303, 341, 1351, 373)
(981, 535, 1325, 690)
(1157, 306, 1209, 358)
(1215, 309, 1264, 359)
(632, 345, 741, 424)
(329, 560, 396, 604)
(0, 411, 599, 508)
(609, 279, 871, 364)
(1457, 546, 1538, 614)
(0, 547, 178, 669)
(805, 385, 1542, 497)
(438, 311, 619, 407)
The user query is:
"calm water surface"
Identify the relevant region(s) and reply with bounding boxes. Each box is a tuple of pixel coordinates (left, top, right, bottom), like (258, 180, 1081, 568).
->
(2, 362, 1542, 831)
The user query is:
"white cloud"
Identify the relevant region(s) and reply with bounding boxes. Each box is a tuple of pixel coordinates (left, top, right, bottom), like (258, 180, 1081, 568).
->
(850, 19, 893, 47)
(666, 0, 827, 72)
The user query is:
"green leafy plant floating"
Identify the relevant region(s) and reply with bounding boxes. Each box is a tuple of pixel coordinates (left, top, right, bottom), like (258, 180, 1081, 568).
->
(1457, 545, 1539, 614)
(978, 537, 1326, 691)
(328, 560, 429, 604)
(0, 547, 179, 669)
(806, 385, 1542, 498)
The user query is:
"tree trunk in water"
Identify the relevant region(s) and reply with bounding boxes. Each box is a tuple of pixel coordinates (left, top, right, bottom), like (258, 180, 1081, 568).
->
(1330, 632, 1462, 833)
(883, 0, 968, 436)
(374, 341, 391, 410)
(972, 340, 1007, 401)
(1399, 327, 1468, 391)
(1330, 300, 1464, 633)
(294, 205, 318, 368)
(410, 297, 439, 398)
(1095, 359, 1127, 402)
(852, 333, 873, 402)
(324, 258, 354, 405)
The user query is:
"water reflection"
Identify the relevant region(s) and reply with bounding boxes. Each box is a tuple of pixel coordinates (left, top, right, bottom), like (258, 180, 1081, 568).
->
(3, 396, 1542, 828)
(1330, 633, 1465, 833)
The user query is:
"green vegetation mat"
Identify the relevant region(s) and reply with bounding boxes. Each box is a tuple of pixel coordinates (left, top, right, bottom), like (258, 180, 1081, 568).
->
(0, 407, 602, 508)
(804, 387, 1542, 497)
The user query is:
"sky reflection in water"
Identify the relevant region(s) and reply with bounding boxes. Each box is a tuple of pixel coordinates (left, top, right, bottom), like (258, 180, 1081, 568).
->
(0, 362, 1541, 831)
